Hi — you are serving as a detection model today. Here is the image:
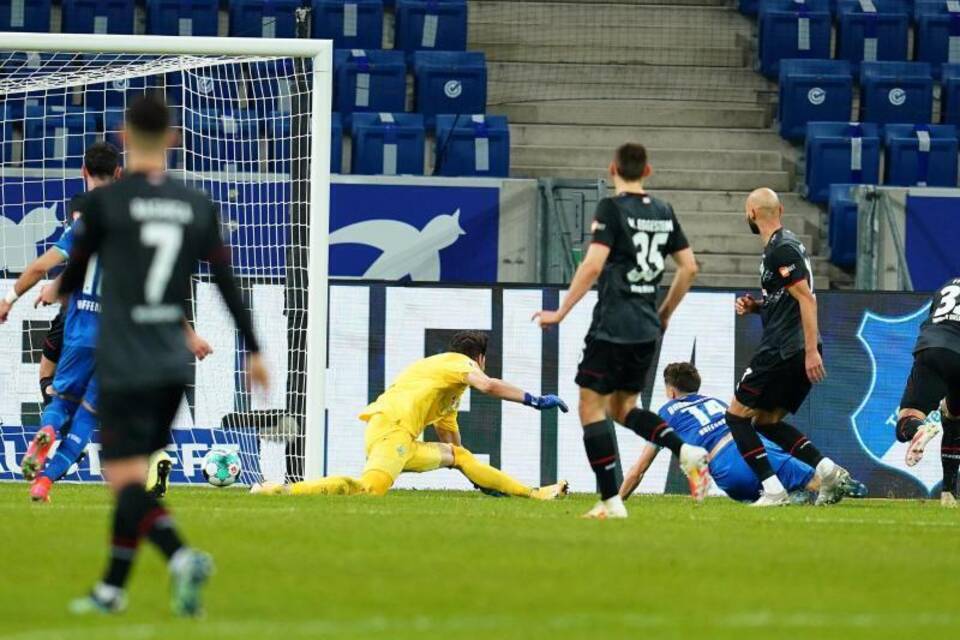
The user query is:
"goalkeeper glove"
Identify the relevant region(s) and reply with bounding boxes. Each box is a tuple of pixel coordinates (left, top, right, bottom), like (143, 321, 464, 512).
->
(523, 393, 569, 413)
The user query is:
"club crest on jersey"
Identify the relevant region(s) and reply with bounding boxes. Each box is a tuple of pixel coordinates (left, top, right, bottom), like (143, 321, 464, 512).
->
(851, 303, 942, 493)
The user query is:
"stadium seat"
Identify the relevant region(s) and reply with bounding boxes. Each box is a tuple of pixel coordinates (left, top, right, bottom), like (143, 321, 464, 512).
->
(739, 0, 760, 15)
(828, 184, 859, 269)
(0, 54, 71, 119)
(0, 0, 51, 32)
(267, 112, 343, 173)
(22, 106, 100, 169)
(859, 61, 934, 126)
(312, 1, 384, 49)
(351, 112, 426, 175)
(434, 114, 509, 177)
(394, 0, 468, 58)
(146, 0, 219, 37)
(756, 0, 832, 79)
(942, 63, 960, 124)
(61, 1, 134, 34)
(914, 1, 960, 78)
(836, 0, 910, 70)
(883, 124, 959, 186)
(804, 121, 881, 203)
(334, 49, 406, 127)
(778, 59, 854, 139)
(183, 109, 261, 172)
(229, 0, 301, 38)
(413, 51, 487, 129)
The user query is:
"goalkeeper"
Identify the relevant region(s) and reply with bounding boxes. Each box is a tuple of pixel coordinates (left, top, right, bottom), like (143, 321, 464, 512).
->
(253, 331, 569, 499)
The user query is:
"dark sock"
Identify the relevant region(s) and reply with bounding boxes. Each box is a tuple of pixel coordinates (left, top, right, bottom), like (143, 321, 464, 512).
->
(725, 412, 775, 482)
(103, 484, 149, 589)
(755, 421, 824, 469)
(623, 408, 685, 456)
(141, 497, 185, 560)
(941, 416, 960, 497)
(896, 415, 924, 443)
(582, 420, 621, 500)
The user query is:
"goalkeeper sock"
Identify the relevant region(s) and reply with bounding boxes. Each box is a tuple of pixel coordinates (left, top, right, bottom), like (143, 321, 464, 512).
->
(755, 421, 824, 469)
(942, 415, 960, 498)
(452, 446, 532, 497)
(623, 408, 685, 455)
(582, 420, 621, 500)
(290, 476, 365, 496)
(725, 412, 776, 483)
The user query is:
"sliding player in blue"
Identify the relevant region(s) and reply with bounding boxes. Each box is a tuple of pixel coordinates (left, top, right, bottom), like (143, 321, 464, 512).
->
(619, 362, 867, 504)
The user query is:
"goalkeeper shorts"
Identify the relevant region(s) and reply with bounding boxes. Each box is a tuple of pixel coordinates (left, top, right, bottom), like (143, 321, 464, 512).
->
(363, 414, 444, 482)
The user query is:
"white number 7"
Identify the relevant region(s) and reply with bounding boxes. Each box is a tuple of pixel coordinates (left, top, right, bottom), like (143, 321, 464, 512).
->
(141, 222, 183, 305)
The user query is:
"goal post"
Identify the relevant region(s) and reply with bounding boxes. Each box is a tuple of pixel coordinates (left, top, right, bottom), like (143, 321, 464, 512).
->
(0, 32, 332, 485)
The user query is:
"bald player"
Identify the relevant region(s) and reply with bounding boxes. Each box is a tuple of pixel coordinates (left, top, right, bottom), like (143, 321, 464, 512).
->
(726, 188, 850, 507)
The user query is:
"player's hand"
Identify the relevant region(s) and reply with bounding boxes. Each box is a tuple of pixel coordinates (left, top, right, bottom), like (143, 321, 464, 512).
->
(0, 300, 10, 324)
(736, 294, 760, 316)
(658, 309, 671, 333)
(34, 283, 59, 308)
(805, 350, 826, 384)
(524, 393, 569, 413)
(246, 352, 270, 391)
(532, 310, 563, 328)
(188, 332, 214, 361)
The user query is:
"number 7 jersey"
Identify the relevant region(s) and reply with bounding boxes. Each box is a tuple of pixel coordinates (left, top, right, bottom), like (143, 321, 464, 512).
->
(589, 193, 689, 343)
(915, 277, 960, 355)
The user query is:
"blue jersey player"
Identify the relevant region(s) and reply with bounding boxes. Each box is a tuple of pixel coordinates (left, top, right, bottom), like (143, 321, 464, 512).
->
(620, 363, 863, 503)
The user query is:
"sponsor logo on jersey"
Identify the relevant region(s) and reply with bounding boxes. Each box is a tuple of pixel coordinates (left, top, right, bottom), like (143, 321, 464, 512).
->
(779, 264, 796, 278)
(852, 303, 943, 494)
(591, 220, 606, 233)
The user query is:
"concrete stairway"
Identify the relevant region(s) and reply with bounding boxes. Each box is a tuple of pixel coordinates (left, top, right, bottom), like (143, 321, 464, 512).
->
(470, 0, 827, 288)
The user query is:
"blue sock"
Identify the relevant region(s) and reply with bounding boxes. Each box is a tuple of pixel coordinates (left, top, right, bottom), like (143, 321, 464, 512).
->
(40, 397, 77, 434)
(42, 404, 95, 482)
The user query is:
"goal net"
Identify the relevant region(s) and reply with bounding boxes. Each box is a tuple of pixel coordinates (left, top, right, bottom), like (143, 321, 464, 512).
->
(0, 34, 331, 487)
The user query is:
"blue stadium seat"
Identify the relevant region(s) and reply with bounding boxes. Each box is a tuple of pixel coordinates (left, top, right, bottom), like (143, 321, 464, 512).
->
(828, 184, 859, 269)
(757, 0, 832, 79)
(312, 1, 384, 49)
(804, 122, 881, 203)
(413, 51, 487, 128)
(229, 0, 301, 38)
(740, 0, 760, 15)
(913, 1, 960, 79)
(942, 63, 960, 124)
(351, 112, 426, 175)
(334, 49, 406, 127)
(434, 114, 509, 177)
(267, 112, 343, 173)
(0, 0, 51, 31)
(778, 59, 854, 139)
(181, 67, 243, 110)
(62, 1, 134, 34)
(184, 109, 261, 172)
(146, 0, 219, 36)
(395, 0, 468, 58)
(859, 61, 934, 126)
(0, 54, 71, 120)
(22, 107, 100, 169)
(332, 113, 343, 173)
(883, 124, 959, 186)
(836, 0, 910, 70)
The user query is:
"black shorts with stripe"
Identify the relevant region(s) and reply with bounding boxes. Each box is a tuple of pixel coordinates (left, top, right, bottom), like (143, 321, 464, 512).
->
(575, 338, 656, 395)
(99, 384, 184, 461)
(900, 347, 960, 416)
(735, 348, 819, 415)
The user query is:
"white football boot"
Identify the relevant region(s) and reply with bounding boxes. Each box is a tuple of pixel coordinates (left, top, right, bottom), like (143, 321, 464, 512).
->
(905, 423, 942, 467)
(749, 490, 790, 507)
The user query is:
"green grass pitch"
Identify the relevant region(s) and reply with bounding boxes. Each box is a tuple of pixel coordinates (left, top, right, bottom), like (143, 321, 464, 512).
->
(0, 483, 955, 640)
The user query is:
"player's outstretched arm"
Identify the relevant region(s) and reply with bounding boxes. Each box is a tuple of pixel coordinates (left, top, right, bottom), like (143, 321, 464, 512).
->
(620, 443, 661, 501)
(465, 369, 568, 412)
(786, 279, 825, 383)
(658, 247, 699, 332)
(533, 243, 610, 327)
(0, 248, 68, 323)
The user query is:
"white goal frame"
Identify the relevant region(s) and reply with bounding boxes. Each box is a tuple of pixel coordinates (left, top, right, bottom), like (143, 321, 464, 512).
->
(0, 32, 333, 481)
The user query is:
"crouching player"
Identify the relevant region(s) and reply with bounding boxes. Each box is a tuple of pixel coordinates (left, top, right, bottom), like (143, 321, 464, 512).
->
(253, 331, 570, 499)
(619, 363, 866, 504)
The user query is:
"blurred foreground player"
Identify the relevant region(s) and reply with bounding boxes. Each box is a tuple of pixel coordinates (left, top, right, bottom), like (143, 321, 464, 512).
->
(533, 143, 707, 519)
(895, 278, 960, 507)
(58, 94, 268, 616)
(253, 331, 570, 499)
(728, 188, 850, 507)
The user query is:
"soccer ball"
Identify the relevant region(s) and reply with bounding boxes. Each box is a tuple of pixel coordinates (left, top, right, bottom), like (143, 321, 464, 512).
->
(202, 449, 242, 487)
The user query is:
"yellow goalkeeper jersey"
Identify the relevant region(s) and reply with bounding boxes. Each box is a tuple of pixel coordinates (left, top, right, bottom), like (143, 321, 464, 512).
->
(359, 352, 478, 437)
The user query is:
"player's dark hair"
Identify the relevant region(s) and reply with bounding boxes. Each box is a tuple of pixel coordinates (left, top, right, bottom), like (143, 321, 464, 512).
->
(664, 362, 701, 394)
(83, 141, 120, 179)
(613, 143, 648, 181)
(126, 93, 170, 136)
(449, 330, 489, 361)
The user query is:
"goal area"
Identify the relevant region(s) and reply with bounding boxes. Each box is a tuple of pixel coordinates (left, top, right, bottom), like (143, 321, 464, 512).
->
(0, 32, 332, 486)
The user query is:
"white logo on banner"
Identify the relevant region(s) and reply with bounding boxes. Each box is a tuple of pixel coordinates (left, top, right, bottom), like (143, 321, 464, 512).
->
(444, 80, 463, 99)
(329, 210, 466, 281)
(0, 204, 60, 272)
(889, 88, 907, 106)
(808, 87, 826, 105)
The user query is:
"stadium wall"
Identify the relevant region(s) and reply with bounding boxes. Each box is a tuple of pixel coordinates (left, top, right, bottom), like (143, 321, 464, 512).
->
(0, 281, 943, 500)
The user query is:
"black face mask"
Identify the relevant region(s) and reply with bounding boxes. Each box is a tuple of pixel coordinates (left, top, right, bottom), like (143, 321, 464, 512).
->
(747, 218, 760, 235)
